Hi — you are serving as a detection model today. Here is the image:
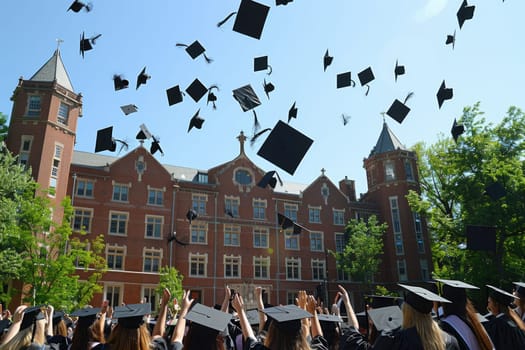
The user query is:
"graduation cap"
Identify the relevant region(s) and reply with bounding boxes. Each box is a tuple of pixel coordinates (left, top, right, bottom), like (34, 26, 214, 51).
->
(486, 285, 517, 307)
(186, 79, 208, 103)
(358, 67, 375, 96)
(166, 85, 183, 106)
(262, 305, 312, 333)
(136, 67, 150, 90)
(257, 170, 282, 189)
(80, 32, 101, 58)
(484, 182, 506, 200)
(68, 0, 92, 12)
(176, 40, 213, 63)
(394, 60, 405, 82)
(188, 109, 205, 132)
(341, 114, 351, 126)
(277, 213, 307, 235)
(317, 314, 343, 325)
(451, 118, 464, 143)
(233, 84, 262, 133)
(150, 135, 163, 156)
(436, 80, 453, 108)
(336, 71, 355, 88)
(263, 79, 275, 99)
(20, 306, 45, 330)
(186, 209, 198, 224)
(434, 278, 478, 303)
(113, 75, 129, 91)
(168, 231, 189, 246)
(120, 104, 138, 116)
(257, 120, 313, 175)
(276, 0, 293, 5)
(185, 303, 232, 333)
(399, 284, 451, 314)
(365, 295, 402, 309)
(457, 0, 475, 29)
(207, 85, 219, 109)
(245, 309, 261, 326)
(288, 102, 297, 123)
(70, 307, 101, 328)
(95, 126, 128, 153)
(114, 303, 151, 329)
(368, 306, 402, 332)
(513, 282, 525, 299)
(466, 225, 497, 251)
(446, 30, 456, 49)
(217, 0, 270, 40)
(324, 49, 333, 72)
(254, 56, 272, 74)
(386, 92, 414, 124)
(0, 319, 11, 335)
(52, 311, 66, 326)
(136, 123, 152, 141)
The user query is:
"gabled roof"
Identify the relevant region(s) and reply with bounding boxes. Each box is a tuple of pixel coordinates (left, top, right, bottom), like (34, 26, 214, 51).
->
(369, 122, 407, 156)
(30, 49, 74, 91)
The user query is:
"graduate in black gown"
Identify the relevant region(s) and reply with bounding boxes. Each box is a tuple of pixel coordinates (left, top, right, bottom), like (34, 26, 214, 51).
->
(483, 285, 525, 349)
(513, 282, 525, 323)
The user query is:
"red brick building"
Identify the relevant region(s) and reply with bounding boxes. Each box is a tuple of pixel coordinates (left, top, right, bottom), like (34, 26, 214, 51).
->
(5, 50, 433, 311)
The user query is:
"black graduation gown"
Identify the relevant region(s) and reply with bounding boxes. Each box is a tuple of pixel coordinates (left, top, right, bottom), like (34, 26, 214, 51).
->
(483, 314, 525, 349)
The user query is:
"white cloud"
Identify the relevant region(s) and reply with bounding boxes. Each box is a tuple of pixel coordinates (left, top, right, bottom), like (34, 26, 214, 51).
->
(415, 0, 448, 22)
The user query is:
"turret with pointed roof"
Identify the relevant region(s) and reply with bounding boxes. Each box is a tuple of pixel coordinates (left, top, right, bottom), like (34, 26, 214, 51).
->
(30, 49, 74, 92)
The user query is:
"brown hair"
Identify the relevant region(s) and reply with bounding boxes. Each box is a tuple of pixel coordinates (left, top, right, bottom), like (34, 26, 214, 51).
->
(107, 323, 151, 350)
(54, 319, 68, 337)
(402, 302, 445, 350)
(263, 321, 311, 350)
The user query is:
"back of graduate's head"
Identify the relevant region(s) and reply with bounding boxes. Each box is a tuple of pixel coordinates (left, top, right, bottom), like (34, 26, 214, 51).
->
(264, 320, 309, 350)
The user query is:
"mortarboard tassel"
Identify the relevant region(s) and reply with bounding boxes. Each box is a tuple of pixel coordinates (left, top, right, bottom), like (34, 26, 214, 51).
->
(207, 85, 219, 109)
(114, 139, 129, 155)
(253, 110, 261, 135)
(365, 85, 371, 96)
(250, 128, 272, 147)
(202, 53, 213, 64)
(90, 34, 102, 44)
(267, 65, 273, 75)
(217, 12, 237, 27)
(341, 114, 351, 126)
(404, 92, 414, 104)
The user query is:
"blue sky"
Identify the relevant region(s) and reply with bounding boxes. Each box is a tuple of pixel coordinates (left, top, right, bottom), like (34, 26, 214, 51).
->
(0, 0, 522, 196)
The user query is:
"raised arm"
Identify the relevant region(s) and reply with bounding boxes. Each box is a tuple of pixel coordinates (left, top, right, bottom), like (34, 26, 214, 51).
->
(338, 284, 358, 328)
(0, 304, 27, 345)
(221, 285, 232, 313)
(171, 290, 193, 344)
(255, 286, 267, 333)
(153, 288, 171, 338)
(307, 294, 323, 339)
(232, 293, 255, 341)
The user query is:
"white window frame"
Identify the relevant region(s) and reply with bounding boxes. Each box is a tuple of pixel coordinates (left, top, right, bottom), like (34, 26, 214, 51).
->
(76, 178, 95, 198)
(189, 253, 208, 277)
(253, 256, 270, 279)
(308, 206, 321, 223)
(311, 259, 326, 281)
(192, 193, 208, 215)
(145, 215, 163, 239)
(106, 244, 126, 270)
(112, 182, 130, 202)
(253, 227, 269, 248)
(286, 257, 301, 280)
(224, 255, 241, 278)
(143, 247, 162, 273)
(72, 207, 93, 233)
(310, 231, 324, 252)
(147, 187, 165, 206)
(190, 222, 208, 244)
(224, 224, 240, 247)
(109, 211, 129, 236)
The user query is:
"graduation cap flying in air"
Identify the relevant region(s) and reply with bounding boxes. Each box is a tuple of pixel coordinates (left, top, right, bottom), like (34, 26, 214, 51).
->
(217, 0, 270, 40)
(451, 118, 464, 143)
(186, 78, 208, 103)
(167, 232, 189, 246)
(207, 85, 219, 109)
(457, 0, 475, 29)
(436, 80, 453, 108)
(233, 84, 262, 134)
(113, 74, 129, 91)
(386, 92, 414, 124)
(68, 0, 92, 12)
(288, 102, 298, 123)
(394, 60, 405, 82)
(95, 126, 128, 154)
(358, 67, 375, 96)
(336, 71, 356, 89)
(120, 104, 138, 116)
(188, 109, 205, 132)
(257, 170, 283, 189)
(263, 79, 275, 99)
(323, 49, 333, 72)
(136, 67, 150, 90)
(254, 56, 272, 75)
(166, 85, 183, 106)
(136, 124, 163, 156)
(176, 40, 213, 63)
(446, 30, 456, 50)
(80, 32, 101, 58)
(186, 209, 198, 224)
(277, 213, 308, 235)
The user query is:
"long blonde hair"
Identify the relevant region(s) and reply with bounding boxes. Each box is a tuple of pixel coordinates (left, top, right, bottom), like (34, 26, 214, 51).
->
(402, 302, 445, 350)
(0, 327, 33, 350)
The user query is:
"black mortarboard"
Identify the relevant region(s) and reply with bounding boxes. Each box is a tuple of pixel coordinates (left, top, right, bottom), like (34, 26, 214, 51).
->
(484, 182, 506, 200)
(188, 109, 205, 132)
(399, 284, 451, 314)
(277, 213, 307, 235)
(80, 32, 101, 58)
(451, 118, 464, 143)
(176, 40, 213, 63)
(70, 307, 101, 328)
(52, 311, 65, 326)
(20, 306, 45, 330)
(436, 80, 453, 108)
(113, 75, 129, 91)
(466, 225, 497, 251)
(166, 85, 183, 106)
(262, 305, 311, 333)
(317, 314, 343, 325)
(186, 79, 208, 103)
(276, 0, 293, 5)
(136, 67, 150, 90)
(487, 285, 517, 307)
(336, 72, 355, 88)
(446, 30, 456, 50)
(358, 67, 375, 95)
(341, 114, 351, 126)
(365, 295, 402, 309)
(114, 303, 150, 329)
(233, 84, 261, 112)
(367, 306, 402, 332)
(263, 79, 274, 99)
(150, 136, 163, 156)
(185, 303, 232, 333)
(288, 102, 298, 123)
(394, 60, 405, 82)
(513, 282, 525, 299)
(257, 170, 282, 189)
(218, 0, 270, 40)
(68, 0, 92, 12)
(95, 127, 116, 153)
(324, 49, 333, 72)
(254, 56, 272, 74)
(457, 0, 475, 29)
(0, 319, 11, 334)
(435, 278, 479, 291)
(120, 104, 138, 116)
(207, 85, 219, 109)
(257, 120, 313, 175)
(245, 309, 261, 326)
(386, 99, 410, 124)
(186, 209, 198, 224)
(136, 123, 152, 141)
(435, 279, 478, 303)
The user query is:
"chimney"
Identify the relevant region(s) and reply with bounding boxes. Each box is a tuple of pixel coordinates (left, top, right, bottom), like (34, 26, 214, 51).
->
(339, 176, 356, 202)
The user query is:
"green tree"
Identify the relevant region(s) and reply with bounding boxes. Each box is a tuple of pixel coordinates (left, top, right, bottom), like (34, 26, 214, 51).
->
(0, 112, 8, 142)
(334, 215, 387, 289)
(156, 266, 184, 315)
(407, 103, 525, 301)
